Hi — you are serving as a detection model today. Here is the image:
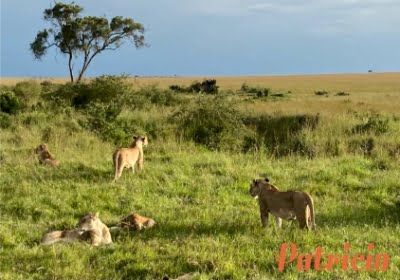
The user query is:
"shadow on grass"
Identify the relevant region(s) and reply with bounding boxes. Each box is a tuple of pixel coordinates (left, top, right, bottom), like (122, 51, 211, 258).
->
(113, 221, 252, 242)
(37, 162, 113, 183)
(317, 204, 400, 228)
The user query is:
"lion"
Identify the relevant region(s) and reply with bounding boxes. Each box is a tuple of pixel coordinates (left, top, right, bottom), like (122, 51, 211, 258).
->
(112, 136, 148, 182)
(35, 143, 59, 167)
(119, 212, 156, 230)
(249, 178, 316, 230)
(41, 212, 112, 246)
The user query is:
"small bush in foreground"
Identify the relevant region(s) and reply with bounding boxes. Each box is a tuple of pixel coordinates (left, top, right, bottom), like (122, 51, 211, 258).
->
(352, 114, 390, 135)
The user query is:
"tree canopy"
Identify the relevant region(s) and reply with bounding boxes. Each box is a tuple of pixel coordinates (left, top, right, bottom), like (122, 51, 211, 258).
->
(30, 2, 145, 82)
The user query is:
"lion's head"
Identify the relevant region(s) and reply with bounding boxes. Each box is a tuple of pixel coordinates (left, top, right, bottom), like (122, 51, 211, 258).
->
(76, 213, 102, 232)
(132, 136, 148, 148)
(35, 143, 49, 154)
(249, 177, 278, 197)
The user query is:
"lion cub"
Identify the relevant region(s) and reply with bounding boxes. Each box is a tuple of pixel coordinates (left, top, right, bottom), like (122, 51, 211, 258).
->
(41, 213, 112, 246)
(119, 212, 156, 230)
(111, 212, 156, 232)
(35, 144, 59, 167)
(249, 178, 316, 230)
(112, 136, 148, 182)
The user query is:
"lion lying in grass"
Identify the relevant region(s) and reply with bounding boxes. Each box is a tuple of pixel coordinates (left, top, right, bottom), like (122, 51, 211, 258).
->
(249, 178, 316, 230)
(110, 212, 156, 232)
(34, 143, 59, 167)
(41, 213, 112, 246)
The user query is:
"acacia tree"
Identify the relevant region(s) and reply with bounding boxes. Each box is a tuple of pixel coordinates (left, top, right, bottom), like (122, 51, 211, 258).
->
(30, 2, 145, 83)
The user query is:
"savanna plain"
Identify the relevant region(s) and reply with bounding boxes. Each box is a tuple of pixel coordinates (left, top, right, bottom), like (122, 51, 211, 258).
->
(0, 73, 400, 280)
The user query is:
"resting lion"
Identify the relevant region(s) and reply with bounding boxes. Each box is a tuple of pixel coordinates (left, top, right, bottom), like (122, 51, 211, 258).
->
(35, 144, 59, 167)
(112, 136, 148, 182)
(110, 212, 156, 232)
(249, 178, 316, 230)
(41, 212, 112, 246)
(120, 212, 156, 230)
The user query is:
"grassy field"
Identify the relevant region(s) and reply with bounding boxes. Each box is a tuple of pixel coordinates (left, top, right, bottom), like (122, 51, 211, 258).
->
(0, 73, 400, 280)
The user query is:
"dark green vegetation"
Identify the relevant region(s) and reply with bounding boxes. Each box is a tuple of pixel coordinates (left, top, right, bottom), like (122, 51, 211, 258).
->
(1, 76, 399, 279)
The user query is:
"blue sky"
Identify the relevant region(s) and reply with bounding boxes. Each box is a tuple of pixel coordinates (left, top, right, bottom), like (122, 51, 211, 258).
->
(1, 0, 399, 77)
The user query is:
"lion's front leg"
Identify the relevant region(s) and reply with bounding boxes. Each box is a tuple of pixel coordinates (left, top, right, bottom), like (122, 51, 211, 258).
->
(260, 205, 269, 228)
(274, 216, 282, 229)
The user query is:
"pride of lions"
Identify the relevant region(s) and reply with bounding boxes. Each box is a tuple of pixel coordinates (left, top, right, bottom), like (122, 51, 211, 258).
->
(35, 135, 316, 247)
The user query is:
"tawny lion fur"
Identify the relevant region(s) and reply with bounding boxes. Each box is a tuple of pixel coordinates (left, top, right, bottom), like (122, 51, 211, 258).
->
(35, 143, 59, 167)
(249, 178, 316, 230)
(112, 136, 148, 182)
(119, 212, 156, 231)
(41, 213, 112, 246)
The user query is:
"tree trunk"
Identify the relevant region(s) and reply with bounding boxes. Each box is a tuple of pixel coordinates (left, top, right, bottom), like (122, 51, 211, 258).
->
(68, 52, 74, 83)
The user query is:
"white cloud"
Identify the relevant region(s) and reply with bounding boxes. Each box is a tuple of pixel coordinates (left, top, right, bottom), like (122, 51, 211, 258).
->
(187, 0, 400, 34)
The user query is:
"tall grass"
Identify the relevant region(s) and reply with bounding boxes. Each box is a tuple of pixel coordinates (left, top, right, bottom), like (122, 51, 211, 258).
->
(0, 76, 399, 279)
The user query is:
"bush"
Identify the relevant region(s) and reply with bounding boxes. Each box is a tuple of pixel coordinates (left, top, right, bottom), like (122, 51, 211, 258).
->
(0, 113, 12, 129)
(335, 91, 350, 96)
(188, 79, 219, 94)
(240, 83, 270, 97)
(127, 85, 184, 110)
(173, 97, 246, 150)
(242, 113, 320, 156)
(314, 90, 329, 96)
(169, 85, 187, 93)
(351, 114, 390, 135)
(72, 75, 133, 108)
(0, 90, 21, 115)
(348, 137, 375, 156)
(13, 80, 42, 107)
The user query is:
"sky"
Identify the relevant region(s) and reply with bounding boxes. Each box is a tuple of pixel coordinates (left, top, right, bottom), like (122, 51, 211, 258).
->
(1, 0, 400, 77)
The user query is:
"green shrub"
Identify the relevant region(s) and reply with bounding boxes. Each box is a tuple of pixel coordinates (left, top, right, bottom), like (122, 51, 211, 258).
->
(351, 114, 390, 135)
(173, 97, 245, 150)
(240, 83, 270, 97)
(0, 90, 22, 114)
(314, 90, 329, 96)
(127, 85, 184, 110)
(335, 91, 350, 96)
(242, 113, 320, 156)
(169, 84, 187, 93)
(188, 79, 219, 94)
(348, 137, 375, 156)
(13, 80, 42, 107)
(72, 75, 133, 108)
(0, 113, 13, 129)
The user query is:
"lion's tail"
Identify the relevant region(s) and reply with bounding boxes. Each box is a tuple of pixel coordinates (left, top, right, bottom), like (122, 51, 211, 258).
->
(304, 193, 316, 230)
(41, 231, 64, 245)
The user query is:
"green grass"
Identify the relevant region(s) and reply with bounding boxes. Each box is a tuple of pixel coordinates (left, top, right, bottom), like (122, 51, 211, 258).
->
(1, 79, 400, 279)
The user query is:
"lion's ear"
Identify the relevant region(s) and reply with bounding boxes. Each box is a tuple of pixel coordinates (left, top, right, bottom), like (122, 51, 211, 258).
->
(264, 177, 269, 182)
(94, 212, 99, 218)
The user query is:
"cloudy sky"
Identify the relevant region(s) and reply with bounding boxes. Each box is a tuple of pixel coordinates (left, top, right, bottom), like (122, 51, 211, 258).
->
(1, 0, 399, 77)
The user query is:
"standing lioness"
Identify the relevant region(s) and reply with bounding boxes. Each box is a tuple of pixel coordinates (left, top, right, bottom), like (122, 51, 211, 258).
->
(249, 178, 316, 230)
(112, 136, 148, 182)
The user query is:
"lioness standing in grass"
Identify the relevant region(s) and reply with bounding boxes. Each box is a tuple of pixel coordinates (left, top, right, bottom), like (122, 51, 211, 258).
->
(34, 143, 59, 167)
(41, 212, 112, 246)
(249, 178, 316, 230)
(112, 136, 148, 182)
